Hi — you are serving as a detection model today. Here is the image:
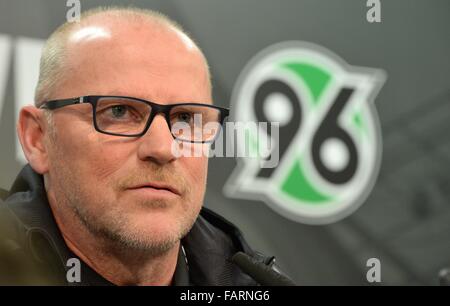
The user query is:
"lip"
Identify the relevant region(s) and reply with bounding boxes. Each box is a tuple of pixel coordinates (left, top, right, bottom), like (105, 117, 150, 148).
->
(128, 182, 181, 196)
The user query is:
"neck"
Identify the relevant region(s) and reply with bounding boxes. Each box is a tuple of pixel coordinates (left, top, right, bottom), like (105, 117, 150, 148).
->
(47, 195, 179, 286)
(63, 230, 180, 286)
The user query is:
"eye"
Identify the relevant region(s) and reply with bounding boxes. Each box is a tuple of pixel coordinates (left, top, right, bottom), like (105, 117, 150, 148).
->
(110, 105, 128, 118)
(176, 112, 193, 123)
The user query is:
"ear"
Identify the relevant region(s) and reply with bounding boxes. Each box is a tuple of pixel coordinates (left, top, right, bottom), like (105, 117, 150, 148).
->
(17, 105, 50, 174)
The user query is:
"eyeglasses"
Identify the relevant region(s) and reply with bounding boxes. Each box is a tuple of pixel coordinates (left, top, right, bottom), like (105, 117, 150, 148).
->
(39, 96, 229, 143)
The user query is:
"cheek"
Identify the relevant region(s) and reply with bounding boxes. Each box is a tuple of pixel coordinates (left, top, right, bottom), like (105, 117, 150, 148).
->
(181, 156, 208, 196)
(51, 120, 132, 184)
(86, 142, 132, 182)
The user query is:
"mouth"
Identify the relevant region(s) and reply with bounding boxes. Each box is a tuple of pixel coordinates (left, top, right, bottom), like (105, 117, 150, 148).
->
(128, 182, 181, 196)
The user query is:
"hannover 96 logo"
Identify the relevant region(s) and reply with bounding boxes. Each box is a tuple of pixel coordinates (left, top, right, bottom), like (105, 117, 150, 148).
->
(224, 41, 386, 225)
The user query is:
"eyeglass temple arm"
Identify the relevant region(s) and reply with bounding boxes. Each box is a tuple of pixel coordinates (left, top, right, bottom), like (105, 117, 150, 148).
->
(39, 97, 85, 110)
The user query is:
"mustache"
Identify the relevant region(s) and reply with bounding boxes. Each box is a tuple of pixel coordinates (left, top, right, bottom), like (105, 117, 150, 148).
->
(116, 165, 190, 195)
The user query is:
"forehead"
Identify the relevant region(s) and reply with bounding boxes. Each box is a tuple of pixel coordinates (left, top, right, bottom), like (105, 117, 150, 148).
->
(55, 17, 211, 103)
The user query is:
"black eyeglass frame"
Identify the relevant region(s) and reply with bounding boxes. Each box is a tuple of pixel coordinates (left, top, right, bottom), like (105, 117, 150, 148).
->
(39, 95, 229, 143)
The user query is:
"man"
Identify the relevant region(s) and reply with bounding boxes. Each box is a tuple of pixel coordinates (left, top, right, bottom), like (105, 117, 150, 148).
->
(0, 6, 287, 285)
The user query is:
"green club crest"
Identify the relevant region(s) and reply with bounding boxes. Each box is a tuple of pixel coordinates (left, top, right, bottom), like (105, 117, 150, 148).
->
(224, 41, 386, 225)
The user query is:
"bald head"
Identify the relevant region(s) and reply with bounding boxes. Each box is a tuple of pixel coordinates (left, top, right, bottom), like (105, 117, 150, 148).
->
(35, 6, 211, 106)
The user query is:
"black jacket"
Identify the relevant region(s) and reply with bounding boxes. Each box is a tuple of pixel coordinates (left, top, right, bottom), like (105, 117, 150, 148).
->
(0, 165, 280, 285)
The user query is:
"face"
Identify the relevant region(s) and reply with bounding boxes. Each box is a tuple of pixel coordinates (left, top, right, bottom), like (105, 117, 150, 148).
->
(43, 19, 212, 254)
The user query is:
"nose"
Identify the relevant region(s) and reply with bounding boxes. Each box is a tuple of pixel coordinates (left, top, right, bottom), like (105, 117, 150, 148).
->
(136, 114, 177, 165)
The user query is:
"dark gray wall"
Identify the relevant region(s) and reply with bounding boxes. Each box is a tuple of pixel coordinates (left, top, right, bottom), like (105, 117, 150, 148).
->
(0, 0, 449, 285)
